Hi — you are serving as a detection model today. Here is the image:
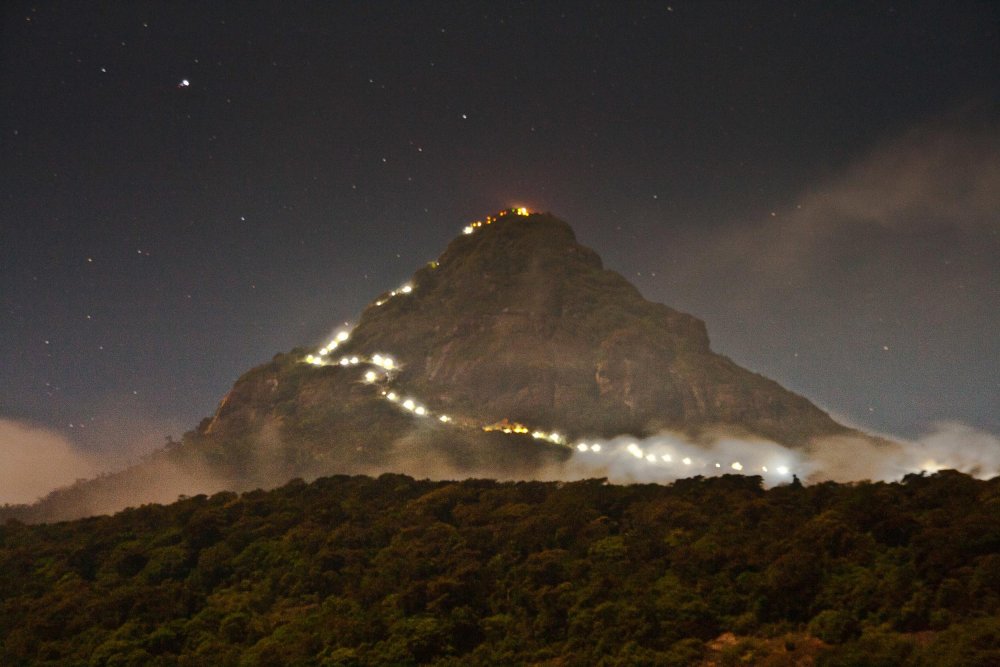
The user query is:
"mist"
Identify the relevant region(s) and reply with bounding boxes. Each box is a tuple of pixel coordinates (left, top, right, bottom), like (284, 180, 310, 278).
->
(646, 110, 1000, 437)
(0, 419, 99, 505)
(530, 422, 1000, 487)
(0, 409, 232, 518)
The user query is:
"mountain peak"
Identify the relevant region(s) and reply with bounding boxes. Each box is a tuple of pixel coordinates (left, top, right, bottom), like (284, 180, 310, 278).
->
(287, 208, 844, 448)
(4, 208, 876, 522)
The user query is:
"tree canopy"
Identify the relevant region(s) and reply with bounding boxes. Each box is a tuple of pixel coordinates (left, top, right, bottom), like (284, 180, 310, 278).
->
(2, 471, 999, 665)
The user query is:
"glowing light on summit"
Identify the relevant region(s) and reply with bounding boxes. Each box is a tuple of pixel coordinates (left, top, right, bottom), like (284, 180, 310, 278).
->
(459, 207, 534, 236)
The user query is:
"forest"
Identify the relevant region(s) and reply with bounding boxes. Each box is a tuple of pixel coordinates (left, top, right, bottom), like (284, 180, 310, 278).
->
(2, 471, 999, 666)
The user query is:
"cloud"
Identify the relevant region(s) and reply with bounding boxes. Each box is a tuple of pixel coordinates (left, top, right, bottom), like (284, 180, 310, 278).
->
(540, 422, 1000, 487)
(0, 419, 99, 505)
(799, 117, 1000, 233)
(649, 111, 1000, 437)
(704, 113, 1000, 280)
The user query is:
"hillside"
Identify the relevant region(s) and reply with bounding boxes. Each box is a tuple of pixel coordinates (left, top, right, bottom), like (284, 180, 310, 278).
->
(2, 472, 999, 665)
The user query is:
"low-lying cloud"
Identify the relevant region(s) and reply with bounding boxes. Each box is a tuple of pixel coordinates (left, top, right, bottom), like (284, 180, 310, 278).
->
(535, 422, 1000, 487)
(5, 414, 999, 521)
(0, 419, 99, 505)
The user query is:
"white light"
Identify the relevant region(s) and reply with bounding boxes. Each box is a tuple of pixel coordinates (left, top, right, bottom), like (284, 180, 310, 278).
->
(576, 443, 588, 452)
(532, 431, 546, 439)
(627, 443, 643, 459)
(921, 459, 944, 473)
(762, 466, 769, 473)
(549, 432, 562, 443)
(414, 406, 426, 416)
(715, 463, 721, 468)
(400, 284, 413, 294)
(372, 354, 383, 365)
(375, 300, 384, 306)
(364, 371, 377, 383)
(661, 454, 672, 463)
(463, 226, 474, 234)
(350, 356, 359, 365)
(645, 454, 657, 463)
(777, 466, 789, 475)
(305, 355, 315, 364)
(439, 415, 451, 423)
(179, 79, 190, 87)
(682, 457, 692, 465)
(590, 444, 601, 452)
(402, 399, 415, 411)
(386, 392, 398, 402)
(339, 357, 350, 366)
(731, 462, 743, 471)
(382, 357, 395, 369)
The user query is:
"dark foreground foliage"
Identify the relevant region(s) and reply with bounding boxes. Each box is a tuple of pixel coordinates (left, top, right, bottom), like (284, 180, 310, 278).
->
(2, 471, 999, 666)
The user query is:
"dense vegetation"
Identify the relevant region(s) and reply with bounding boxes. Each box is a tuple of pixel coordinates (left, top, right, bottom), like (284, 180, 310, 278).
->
(2, 472, 999, 665)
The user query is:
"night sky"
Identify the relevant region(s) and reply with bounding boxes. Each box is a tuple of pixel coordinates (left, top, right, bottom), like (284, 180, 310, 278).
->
(3, 1, 998, 466)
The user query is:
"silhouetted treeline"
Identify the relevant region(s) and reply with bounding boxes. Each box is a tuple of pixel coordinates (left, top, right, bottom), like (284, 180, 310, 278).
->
(2, 471, 999, 665)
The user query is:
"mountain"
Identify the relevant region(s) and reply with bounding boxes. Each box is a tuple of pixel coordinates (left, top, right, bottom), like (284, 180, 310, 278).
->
(200, 209, 856, 450)
(4, 209, 880, 522)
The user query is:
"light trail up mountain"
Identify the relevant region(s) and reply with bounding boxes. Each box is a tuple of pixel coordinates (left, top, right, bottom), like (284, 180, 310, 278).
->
(299, 208, 798, 481)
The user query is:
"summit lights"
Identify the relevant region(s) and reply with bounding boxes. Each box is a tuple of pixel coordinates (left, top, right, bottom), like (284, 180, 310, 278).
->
(459, 207, 533, 237)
